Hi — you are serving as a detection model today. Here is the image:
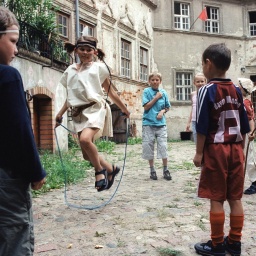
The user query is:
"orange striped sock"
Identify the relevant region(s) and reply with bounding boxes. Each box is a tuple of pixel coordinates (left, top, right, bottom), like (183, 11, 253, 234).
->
(228, 214, 244, 243)
(210, 211, 225, 246)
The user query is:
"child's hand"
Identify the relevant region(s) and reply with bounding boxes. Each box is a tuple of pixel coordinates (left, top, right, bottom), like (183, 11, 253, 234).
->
(121, 109, 130, 118)
(193, 153, 203, 167)
(55, 115, 63, 128)
(157, 109, 165, 119)
(31, 178, 46, 190)
(155, 91, 163, 99)
(248, 133, 255, 142)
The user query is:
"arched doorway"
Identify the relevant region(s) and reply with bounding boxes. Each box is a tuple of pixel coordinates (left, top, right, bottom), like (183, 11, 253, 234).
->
(28, 87, 55, 152)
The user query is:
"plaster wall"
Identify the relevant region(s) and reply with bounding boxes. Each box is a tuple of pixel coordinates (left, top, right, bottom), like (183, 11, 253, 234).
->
(152, 0, 256, 139)
(12, 56, 68, 151)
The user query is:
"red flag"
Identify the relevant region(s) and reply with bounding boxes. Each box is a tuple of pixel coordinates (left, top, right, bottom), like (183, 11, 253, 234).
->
(198, 7, 208, 21)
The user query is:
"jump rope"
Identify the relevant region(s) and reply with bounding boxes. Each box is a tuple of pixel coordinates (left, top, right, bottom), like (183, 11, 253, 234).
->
(54, 57, 130, 210)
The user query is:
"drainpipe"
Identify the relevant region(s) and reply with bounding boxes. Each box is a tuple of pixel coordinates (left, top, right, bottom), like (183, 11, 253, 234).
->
(75, 0, 80, 62)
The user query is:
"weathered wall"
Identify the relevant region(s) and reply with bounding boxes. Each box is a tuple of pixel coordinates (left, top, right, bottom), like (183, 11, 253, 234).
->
(153, 0, 256, 139)
(12, 55, 68, 151)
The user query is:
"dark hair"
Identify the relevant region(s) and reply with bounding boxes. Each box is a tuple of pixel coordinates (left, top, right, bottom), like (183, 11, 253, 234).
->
(0, 6, 19, 32)
(202, 43, 231, 71)
(64, 36, 105, 61)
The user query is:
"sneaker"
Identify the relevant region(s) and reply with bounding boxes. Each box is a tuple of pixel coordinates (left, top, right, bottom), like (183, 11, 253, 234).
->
(244, 184, 256, 195)
(224, 236, 241, 256)
(163, 170, 172, 180)
(194, 240, 225, 256)
(150, 171, 157, 180)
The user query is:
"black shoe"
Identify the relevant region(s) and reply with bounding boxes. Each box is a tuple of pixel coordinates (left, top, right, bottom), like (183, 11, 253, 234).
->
(150, 171, 157, 180)
(194, 240, 225, 256)
(244, 184, 256, 195)
(224, 236, 241, 256)
(163, 170, 172, 180)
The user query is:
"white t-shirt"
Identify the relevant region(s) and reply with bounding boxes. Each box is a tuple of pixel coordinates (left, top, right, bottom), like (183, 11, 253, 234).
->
(59, 62, 113, 138)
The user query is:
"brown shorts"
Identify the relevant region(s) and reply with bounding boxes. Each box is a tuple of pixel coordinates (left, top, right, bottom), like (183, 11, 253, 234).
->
(198, 143, 245, 201)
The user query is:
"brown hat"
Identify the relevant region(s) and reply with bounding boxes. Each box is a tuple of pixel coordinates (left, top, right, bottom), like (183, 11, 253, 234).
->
(76, 40, 97, 50)
(238, 78, 256, 95)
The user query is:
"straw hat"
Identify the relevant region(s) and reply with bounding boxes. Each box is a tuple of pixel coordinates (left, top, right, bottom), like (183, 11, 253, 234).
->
(238, 78, 256, 95)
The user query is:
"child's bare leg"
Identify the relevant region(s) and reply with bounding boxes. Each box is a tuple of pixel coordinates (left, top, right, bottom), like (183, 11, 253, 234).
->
(210, 200, 224, 212)
(149, 159, 154, 168)
(162, 158, 167, 167)
(81, 148, 111, 170)
(79, 133, 112, 181)
(79, 128, 104, 185)
(227, 199, 243, 215)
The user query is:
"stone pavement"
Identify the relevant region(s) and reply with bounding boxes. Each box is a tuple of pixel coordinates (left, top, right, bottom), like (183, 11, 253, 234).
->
(33, 141, 256, 256)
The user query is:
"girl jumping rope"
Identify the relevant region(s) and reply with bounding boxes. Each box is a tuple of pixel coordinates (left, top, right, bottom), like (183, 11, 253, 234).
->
(55, 36, 130, 192)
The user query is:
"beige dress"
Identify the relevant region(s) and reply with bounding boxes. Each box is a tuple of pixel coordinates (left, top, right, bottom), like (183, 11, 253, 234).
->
(59, 62, 113, 140)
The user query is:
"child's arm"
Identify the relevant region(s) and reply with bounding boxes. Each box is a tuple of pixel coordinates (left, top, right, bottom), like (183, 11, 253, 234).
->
(102, 79, 130, 117)
(186, 91, 195, 131)
(143, 91, 162, 111)
(193, 132, 206, 167)
(186, 108, 192, 131)
(156, 108, 169, 120)
(248, 119, 255, 141)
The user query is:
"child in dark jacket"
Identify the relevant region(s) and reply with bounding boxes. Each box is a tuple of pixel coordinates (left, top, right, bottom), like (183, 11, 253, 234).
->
(0, 6, 46, 256)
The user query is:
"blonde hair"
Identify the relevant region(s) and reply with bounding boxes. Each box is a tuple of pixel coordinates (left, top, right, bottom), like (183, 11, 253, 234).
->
(194, 73, 206, 81)
(148, 72, 162, 81)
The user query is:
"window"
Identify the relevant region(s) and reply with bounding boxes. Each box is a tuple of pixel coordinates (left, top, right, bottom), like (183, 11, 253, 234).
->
(140, 47, 148, 81)
(57, 13, 69, 37)
(176, 72, 193, 101)
(79, 21, 95, 37)
(205, 7, 219, 33)
(249, 12, 256, 36)
(174, 2, 190, 30)
(121, 39, 131, 78)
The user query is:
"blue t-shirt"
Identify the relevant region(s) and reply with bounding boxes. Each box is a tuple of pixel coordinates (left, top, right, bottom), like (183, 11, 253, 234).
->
(142, 87, 171, 126)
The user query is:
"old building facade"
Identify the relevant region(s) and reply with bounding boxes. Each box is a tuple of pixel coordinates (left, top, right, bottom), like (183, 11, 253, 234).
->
(13, 0, 256, 150)
(154, 0, 256, 138)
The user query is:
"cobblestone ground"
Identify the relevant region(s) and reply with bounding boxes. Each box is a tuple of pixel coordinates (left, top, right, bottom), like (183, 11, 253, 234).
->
(33, 141, 256, 256)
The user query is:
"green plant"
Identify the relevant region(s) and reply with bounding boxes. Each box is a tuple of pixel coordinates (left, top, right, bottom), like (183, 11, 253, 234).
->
(68, 134, 80, 149)
(183, 161, 195, 170)
(127, 137, 142, 145)
(5, 0, 59, 36)
(33, 149, 91, 196)
(95, 139, 116, 153)
(165, 204, 178, 208)
(194, 201, 203, 206)
(95, 231, 106, 237)
(117, 238, 126, 247)
(157, 247, 182, 256)
(157, 208, 168, 221)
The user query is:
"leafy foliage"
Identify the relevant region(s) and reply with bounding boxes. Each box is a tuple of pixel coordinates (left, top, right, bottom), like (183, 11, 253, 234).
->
(157, 247, 183, 256)
(4, 0, 59, 37)
(33, 149, 91, 196)
(127, 137, 142, 145)
(95, 139, 116, 153)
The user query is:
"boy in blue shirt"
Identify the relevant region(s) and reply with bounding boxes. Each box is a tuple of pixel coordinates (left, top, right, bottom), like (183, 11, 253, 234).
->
(142, 72, 171, 180)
